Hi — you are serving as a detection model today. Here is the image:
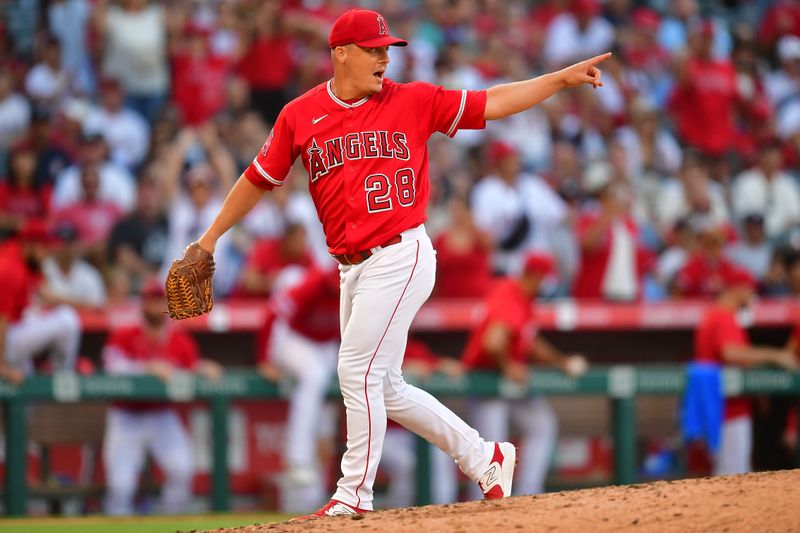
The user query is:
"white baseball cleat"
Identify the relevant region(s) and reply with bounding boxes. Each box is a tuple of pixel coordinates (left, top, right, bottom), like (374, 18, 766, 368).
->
(289, 499, 369, 522)
(477, 441, 517, 499)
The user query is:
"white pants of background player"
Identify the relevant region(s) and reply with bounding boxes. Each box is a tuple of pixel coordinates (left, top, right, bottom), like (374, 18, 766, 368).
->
(103, 408, 194, 515)
(713, 416, 752, 475)
(269, 321, 339, 513)
(332, 225, 495, 511)
(381, 427, 459, 507)
(5, 305, 80, 373)
(468, 397, 557, 498)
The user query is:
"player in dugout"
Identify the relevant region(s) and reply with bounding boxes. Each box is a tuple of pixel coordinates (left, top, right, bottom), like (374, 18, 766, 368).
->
(256, 265, 341, 513)
(0, 219, 81, 384)
(462, 253, 589, 496)
(694, 267, 797, 475)
(102, 278, 222, 515)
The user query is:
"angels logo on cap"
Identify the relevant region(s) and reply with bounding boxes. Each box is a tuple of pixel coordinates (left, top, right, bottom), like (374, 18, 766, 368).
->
(377, 15, 388, 36)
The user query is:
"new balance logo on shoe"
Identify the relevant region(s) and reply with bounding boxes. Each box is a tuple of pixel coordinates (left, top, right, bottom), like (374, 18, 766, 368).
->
(479, 464, 500, 491)
(324, 502, 358, 516)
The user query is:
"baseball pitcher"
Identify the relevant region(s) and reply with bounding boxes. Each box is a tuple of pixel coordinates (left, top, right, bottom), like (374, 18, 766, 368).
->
(167, 7, 609, 520)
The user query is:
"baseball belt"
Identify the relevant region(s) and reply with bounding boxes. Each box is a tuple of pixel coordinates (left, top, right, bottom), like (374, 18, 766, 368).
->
(332, 234, 403, 265)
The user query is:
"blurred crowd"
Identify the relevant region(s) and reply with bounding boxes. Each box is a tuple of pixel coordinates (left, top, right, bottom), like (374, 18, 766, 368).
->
(3, 0, 800, 308)
(5, 0, 800, 515)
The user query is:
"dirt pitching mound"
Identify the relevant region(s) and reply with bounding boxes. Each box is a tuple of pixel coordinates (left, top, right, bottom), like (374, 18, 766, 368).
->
(208, 470, 800, 533)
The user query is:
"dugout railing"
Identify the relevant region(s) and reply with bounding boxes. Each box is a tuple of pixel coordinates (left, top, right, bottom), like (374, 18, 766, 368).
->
(3, 367, 800, 516)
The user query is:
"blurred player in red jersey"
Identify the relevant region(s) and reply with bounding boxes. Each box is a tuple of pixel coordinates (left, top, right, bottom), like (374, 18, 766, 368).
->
(102, 279, 222, 515)
(189, 7, 609, 518)
(462, 253, 588, 497)
(257, 266, 341, 513)
(694, 268, 797, 475)
(0, 219, 81, 384)
(380, 337, 465, 507)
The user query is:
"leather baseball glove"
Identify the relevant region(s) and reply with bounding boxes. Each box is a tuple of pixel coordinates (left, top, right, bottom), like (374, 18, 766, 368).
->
(165, 242, 215, 320)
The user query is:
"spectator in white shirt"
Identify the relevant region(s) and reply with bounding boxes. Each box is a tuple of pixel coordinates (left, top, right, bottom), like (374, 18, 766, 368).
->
(93, 0, 170, 122)
(52, 132, 136, 213)
(40, 222, 107, 310)
(764, 35, 800, 114)
(542, 0, 615, 69)
(471, 141, 569, 276)
(48, 0, 94, 95)
(732, 137, 800, 239)
(657, 155, 730, 235)
(0, 70, 31, 153)
(614, 98, 683, 180)
(83, 78, 150, 170)
(24, 36, 71, 107)
(726, 213, 774, 281)
(159, 126, 237, 294)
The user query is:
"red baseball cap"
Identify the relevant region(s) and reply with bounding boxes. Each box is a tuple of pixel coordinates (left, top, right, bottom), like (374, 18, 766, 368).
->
(328, 9, 407, 48)
(141, 277, 166, 298)
(721, 267, 757, 291)
(487, 141, 517, 164)
(523, 253, 556, 278)
(18, 218, 53, 243)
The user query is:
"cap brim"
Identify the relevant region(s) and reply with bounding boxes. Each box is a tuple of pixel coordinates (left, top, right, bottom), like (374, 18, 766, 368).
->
(354, 35, 407, 47)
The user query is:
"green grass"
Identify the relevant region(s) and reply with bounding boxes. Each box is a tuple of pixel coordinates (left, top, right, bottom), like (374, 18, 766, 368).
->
(0, 513, 290, 532)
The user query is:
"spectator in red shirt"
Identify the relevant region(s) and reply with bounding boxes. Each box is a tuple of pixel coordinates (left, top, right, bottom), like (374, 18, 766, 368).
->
(694, 268, 796, 475)
(236, 3, 296, 123)
(236, 222, 315, 298)
(51, 163, 123, 263)
(673, 219, 740, 298)
(256, 267, 340, 513)
(170, 24, 230, 126)
(0, 219, 81, 384)
(102, 278, 221, 516)
(758, 0, 800, 51)
(433, 197, 493, 299)
(462, 253, 588, 496)
(0, 144, 52, 237)
(669, 20, 739, 157)
(573, 163, 646, 301)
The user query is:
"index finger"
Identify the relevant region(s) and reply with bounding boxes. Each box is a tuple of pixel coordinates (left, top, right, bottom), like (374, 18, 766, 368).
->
(586, 52, 612, 66)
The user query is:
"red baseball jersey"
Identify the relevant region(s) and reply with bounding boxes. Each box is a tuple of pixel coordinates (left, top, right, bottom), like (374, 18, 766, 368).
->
(244, 78, 487, 254)
(694, 305, 750, 420)
(258, 267, 341, 363)
(104, 325, 200, 411)
(674, 253, 741, 299)
(461, 279, 537, 370)
(0, 240, 35, 323)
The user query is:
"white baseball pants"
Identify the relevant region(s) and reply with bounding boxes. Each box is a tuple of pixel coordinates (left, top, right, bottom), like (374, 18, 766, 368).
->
(5, 305, 81, 373)
(713, 416, 752, 476)
(468, 397, 557, 497)
(103, 408, 194, 515)
(332, 225, 493, 510)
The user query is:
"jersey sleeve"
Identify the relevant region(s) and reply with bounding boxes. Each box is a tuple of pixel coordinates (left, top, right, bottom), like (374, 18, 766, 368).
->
(411, 82, 487, 138)
(174, 331, 201, 370)
(716, 312, 748, 352)
(243, 108, 298, 190)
